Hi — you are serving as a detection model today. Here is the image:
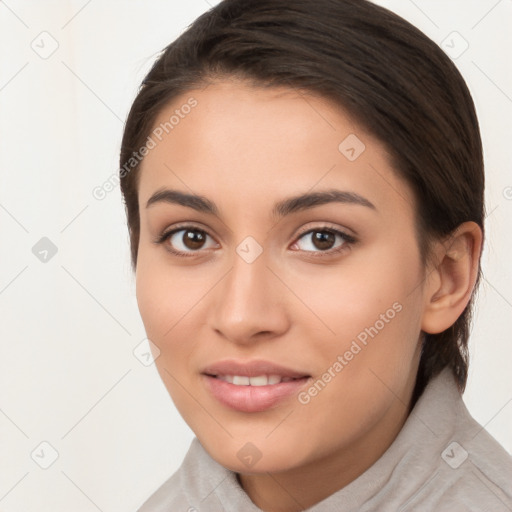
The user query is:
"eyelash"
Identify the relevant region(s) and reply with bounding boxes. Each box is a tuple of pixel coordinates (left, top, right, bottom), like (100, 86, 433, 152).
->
(152, 223, 357, 259)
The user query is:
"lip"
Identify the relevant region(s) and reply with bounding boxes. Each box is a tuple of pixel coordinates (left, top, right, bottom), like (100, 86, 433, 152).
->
(201, 359, 311, 413)
(202, 359, 310, 379)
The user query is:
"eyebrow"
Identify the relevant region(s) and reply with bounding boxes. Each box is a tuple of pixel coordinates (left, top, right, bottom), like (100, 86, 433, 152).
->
(145, 188, 377, 219)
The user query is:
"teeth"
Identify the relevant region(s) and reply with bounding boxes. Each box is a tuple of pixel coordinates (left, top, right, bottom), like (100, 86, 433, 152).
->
(267, 375, 281, 385)
(216, 374, 294, 386)
(232, 376, 250, 385)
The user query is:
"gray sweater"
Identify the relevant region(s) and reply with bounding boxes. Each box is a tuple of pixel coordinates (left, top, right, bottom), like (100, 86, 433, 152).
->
(136, 368, 512, 511)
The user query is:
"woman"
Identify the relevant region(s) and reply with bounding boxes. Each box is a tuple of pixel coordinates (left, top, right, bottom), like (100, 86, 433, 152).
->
(119, 0, 512, 510)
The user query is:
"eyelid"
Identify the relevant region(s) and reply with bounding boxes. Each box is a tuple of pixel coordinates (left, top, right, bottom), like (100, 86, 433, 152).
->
(294, 221, 355, 239)
(155, 220, 212, 237)
(153, 222, 218, 249)
(291, 223, 357, 256)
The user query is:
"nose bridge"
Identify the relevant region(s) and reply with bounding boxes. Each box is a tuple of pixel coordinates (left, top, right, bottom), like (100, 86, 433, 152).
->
(223, 243, 273, 319)
(209, 238, 289, 343)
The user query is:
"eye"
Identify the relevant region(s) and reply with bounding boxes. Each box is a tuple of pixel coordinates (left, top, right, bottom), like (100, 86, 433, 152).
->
(154, 223, 356, 258)
(153, 225, 217, 257)
(291, 226, 356, 256)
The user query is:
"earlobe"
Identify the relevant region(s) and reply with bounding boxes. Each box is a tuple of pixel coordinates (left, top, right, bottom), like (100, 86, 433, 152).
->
(421, 222, 483, 334)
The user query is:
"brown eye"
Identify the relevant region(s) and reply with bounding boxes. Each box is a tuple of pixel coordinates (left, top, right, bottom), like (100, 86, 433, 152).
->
(157, 227, 217, 256)
(180, 229, 207, 250)
(293, 227, 355, 255)
(310, 231, 336, 250)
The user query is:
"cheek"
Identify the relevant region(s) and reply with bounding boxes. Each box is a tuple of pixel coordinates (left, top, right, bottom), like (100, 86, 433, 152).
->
(292, 240, 422, 344)
(135, 252, 199, 339)
(135, 258, 209, 377)
(135, 264, 198, 412)
(295, 242, 424, 404)
(303, 281, 420, 396)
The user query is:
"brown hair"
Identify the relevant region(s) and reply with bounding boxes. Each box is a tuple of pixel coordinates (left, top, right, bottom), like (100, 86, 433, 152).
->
(119, 0, 485, 405)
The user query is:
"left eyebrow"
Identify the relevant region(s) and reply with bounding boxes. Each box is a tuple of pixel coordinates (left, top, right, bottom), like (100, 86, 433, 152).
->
(145, 188, 377, 219)
(272, 189, 377, 219)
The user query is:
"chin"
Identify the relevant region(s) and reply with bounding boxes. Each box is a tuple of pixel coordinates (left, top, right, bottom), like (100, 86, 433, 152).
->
(197, 433, 311, 474)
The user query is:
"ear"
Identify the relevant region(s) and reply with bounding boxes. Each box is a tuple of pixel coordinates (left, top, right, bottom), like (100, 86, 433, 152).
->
(421, 221, 483, 334)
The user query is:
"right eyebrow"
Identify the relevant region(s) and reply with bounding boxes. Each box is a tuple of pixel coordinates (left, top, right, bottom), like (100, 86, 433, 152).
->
(146, 188, 219, 216)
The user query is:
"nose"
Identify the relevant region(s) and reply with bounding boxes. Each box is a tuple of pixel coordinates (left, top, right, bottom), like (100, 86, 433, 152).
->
(208, 245, 291, 346)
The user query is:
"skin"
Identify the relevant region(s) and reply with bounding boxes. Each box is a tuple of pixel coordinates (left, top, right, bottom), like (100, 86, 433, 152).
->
(134, 78, 482, 512)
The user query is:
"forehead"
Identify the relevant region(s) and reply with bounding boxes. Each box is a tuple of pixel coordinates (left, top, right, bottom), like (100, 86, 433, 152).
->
(138, 80, 415, 220)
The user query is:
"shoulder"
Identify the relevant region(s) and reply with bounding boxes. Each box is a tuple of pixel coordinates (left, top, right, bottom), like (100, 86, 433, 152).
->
(444, 405, 512, 509)
(404, 442, 512, 512)
(135, 438, 203, 512)
(135, 437, 237, 512)
(136, 470, 189, 512)
(404, 382, 512, 511)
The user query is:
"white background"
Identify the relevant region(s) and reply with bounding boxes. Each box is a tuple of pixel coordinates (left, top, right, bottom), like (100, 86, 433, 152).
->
(0, 1, 511, 510)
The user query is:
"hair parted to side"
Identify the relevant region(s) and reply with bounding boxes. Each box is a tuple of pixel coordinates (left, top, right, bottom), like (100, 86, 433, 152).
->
(119, 0, 485, 405)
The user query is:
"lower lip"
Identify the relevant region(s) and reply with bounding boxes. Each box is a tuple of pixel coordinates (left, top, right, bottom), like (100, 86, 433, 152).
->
(202, 375, 310, 413)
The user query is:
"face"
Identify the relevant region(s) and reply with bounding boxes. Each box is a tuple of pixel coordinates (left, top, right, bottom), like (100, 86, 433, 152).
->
(135, 79, 430, 474)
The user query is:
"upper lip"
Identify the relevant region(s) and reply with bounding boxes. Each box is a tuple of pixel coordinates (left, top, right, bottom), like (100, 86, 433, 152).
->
(202, 359, 310, 378)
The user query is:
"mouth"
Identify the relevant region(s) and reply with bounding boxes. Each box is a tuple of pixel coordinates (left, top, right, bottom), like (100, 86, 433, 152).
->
(201, 359, 311, 413)
(206, 374, 307, 385)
